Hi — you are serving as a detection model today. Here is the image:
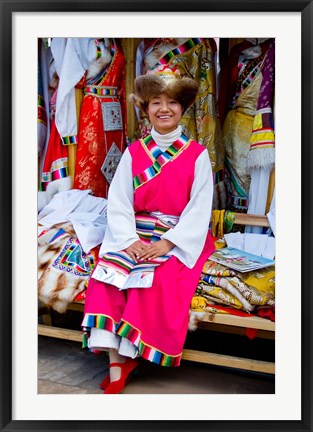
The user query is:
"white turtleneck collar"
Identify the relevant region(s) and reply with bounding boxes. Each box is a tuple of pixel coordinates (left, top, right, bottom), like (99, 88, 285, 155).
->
(151, 125, 182, 150)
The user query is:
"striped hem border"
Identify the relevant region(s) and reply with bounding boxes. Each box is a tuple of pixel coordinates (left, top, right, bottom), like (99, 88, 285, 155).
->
(117, 320, 181, 367)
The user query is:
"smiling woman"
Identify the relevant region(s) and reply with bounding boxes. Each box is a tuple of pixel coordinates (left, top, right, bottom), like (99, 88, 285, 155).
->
(147, 94, 183, 135)
(81, 67, 215, 393)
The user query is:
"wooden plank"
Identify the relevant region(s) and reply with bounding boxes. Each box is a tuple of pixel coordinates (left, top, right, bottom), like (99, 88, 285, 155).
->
(182, 349, 275, 375)
(38, 324, 275, 374)
(234, 213, 270, 227)
(197, 322, 275, 340)
(67, 301, 275, 332)
(67, 302, 84, 312)
(121, 38, 140, 141)
(266, 168, 275, 214)
(38, 324, 82, 343)
(200, 313, 275, 332)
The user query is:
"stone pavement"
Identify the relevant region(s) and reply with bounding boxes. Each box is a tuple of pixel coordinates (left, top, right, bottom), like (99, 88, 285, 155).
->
(38, 336, 275, 394)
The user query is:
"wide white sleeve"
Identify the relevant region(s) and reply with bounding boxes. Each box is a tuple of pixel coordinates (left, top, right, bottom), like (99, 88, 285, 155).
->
(99, 148, 139, 256)
(162, 150, 213, 268)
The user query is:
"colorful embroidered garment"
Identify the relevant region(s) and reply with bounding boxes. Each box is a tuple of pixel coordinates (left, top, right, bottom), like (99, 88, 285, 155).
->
(221, 39, 275, 211)
(247, 40, 275, 170)
(133, 133, 191, 189)
(82, 136, 215, 367)
(74, 39, 127, 198)
(40, 118, 69, 191)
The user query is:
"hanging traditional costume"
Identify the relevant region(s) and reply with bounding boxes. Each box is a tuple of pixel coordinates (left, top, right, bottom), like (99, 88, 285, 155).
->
(38, 39, 51, 185)
(135, 38, 226, 209)
(245, 39, 275, 233)
(40, 38, 123, 195)
(220, 38, 275, 214)
(73, 39, 127, 198)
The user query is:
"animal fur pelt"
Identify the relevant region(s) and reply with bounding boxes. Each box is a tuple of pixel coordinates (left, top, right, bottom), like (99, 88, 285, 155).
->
(188, 310, 209, 331)
(130, 72, 199, 113)
(38, 221, 96, 313)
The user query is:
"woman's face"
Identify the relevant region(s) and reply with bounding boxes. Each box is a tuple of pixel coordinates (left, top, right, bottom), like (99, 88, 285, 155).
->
(147, 93, 183, 135)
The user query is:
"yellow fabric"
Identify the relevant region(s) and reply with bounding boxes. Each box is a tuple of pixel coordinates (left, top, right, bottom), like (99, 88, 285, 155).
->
(250, 130, 275, 146)
(191, 296, 230, 314)
(173, 41, 224, 176)
(193, 258, 275, 313)
(222, 73, 263, 197)
(196, 281, 244, 309)
(239, 266, 275, 298)
(211, 209, 226, 238)
(253, 112, 263, 130)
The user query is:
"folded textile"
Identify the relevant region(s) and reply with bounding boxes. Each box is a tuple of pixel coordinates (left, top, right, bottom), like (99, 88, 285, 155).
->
(38, 189, 108, 252)
(192, 259, 275, 314)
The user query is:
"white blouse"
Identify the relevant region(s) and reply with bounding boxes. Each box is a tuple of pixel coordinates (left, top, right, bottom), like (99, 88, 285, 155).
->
(99, 126, 213, 268)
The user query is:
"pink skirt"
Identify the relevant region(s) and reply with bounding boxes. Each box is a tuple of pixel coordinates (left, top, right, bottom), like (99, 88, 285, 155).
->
(82, 232, 214, 367)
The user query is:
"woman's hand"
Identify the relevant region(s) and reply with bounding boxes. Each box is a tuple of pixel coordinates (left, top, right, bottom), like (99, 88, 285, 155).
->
(138, 239, 175, 261)
(125, 240, 149, 262)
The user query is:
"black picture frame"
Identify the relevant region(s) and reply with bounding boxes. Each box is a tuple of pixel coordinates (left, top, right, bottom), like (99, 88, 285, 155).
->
(1, 1, 311, 431)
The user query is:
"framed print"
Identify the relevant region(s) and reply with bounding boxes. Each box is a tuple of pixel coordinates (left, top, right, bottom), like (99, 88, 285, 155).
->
(1, 0, 312, 431)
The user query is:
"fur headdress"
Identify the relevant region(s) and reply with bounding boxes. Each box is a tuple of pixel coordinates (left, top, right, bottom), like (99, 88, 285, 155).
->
(130, 66, 199, 113)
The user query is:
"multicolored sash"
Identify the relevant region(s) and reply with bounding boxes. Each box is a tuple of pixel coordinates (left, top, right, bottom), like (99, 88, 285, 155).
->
(133, 134, 191, 190)
(158, 38, 205, 66)
(91, 212, 179, 290)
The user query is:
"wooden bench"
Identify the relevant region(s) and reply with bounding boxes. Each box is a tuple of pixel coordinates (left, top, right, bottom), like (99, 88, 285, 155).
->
(38, 212, 275, 375)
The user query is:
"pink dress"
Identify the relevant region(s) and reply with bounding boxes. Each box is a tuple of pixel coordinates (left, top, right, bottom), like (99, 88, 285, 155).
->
(82, 133, 215, 367)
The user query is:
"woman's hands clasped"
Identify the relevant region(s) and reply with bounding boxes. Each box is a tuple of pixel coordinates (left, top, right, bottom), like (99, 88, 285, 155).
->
(125, 240, 148, 263)
(139, 239, 174, 260)
(126, 239, 175, 262)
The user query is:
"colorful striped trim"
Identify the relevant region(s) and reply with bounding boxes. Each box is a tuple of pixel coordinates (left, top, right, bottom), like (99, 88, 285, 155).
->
(116, 320, 181, 367)
(250, 109, 275, 151)
(95, 41, 102, 59)
(92, 212, 174, 288)
(38, 95, 47, 125)
(227, 195, 249, 209)
(135, 212, 174, 243)
(83, 313, 116, 333)
(213, 168, 225, 185)
(224, 157, 247, 198)
(62, 135, 78, 145)
(84, 85, 118, 97)
(82, 313, 117, 349)
(98, 252, 135, 276)
(40, 158, 68, 189)
(159, 38, 204, 65)
(51, 167, 68, 181)
(133, 134, 191, 190)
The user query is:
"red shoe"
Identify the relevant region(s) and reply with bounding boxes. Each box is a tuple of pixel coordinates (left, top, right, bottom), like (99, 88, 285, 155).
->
(99, 374, 110, 390)
(103, 358, 140, 394)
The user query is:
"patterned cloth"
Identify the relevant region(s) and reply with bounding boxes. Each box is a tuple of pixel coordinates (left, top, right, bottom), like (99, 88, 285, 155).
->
(247, 40, 275, 170)
(38, 222, 98, 313)
(73, 39, 127, 198)
(192, 258, 275, 314)
(220, 39, 275, 212)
